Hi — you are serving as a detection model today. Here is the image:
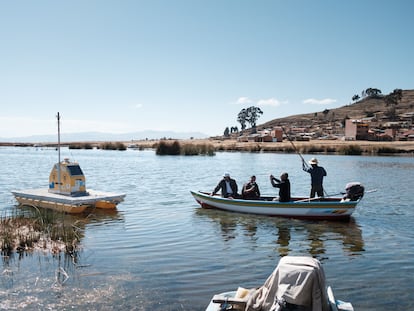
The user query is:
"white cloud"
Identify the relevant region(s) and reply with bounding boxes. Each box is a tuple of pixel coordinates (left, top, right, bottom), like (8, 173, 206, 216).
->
(303, 98, 337, 105)
(235, 97, 253, 105)
(131, 103, 143, 109)
(234, 97, 287, 107)
(257, 98, 287, 107)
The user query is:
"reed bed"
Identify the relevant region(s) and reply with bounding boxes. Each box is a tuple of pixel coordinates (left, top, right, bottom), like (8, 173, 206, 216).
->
(99, 142, 127, 150)
(156, 140, 215, 156)
(69, 142, 94, 149)
(0, 209, 82, 257)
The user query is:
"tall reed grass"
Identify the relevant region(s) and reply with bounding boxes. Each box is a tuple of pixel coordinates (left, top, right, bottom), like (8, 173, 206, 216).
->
(156, 140, 215, 156)
(99, 142, 127, 150)
(1, 209, 82, 257)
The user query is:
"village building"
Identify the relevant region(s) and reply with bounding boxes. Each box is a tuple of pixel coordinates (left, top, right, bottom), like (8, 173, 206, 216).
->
(344, 119, 369, 140)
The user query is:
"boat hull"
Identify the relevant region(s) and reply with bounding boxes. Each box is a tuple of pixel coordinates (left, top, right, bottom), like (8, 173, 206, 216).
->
(191, 191, 359, 220)
(206, 288, 354, 311)
(12, 188, 126, 214)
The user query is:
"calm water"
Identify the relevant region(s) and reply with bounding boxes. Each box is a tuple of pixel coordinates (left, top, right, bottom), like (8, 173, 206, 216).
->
(0, 146, 413, 310)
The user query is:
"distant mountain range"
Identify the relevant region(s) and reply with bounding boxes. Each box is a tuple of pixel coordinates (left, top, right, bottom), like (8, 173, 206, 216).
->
(0, 130, 209, 143)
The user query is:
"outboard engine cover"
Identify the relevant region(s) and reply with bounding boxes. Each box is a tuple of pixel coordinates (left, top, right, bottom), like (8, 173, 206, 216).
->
(344, 182, 365, 201)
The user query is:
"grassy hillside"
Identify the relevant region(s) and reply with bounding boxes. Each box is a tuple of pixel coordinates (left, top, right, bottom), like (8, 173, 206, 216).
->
(259, 89, 414, 130)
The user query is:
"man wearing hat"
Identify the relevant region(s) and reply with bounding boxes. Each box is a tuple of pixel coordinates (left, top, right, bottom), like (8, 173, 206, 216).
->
(302, 158, 327, 198)
(211, 173, 239, 198)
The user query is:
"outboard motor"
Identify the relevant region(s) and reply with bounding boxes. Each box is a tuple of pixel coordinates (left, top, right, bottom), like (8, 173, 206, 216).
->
(344, 182, 365, 201)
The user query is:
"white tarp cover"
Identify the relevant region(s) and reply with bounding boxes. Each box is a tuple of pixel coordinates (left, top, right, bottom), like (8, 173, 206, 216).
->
(245, 256, 329, 311)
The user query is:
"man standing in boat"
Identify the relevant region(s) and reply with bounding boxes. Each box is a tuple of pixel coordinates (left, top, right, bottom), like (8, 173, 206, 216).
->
(302, 157, 327, 198)
(211, 173, 239, 198)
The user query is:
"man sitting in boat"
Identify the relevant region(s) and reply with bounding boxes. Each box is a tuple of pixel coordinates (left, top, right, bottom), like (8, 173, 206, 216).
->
(211, 173, 239, 198)
(270, 172, 291, 202)
(242, 175, 261, 200)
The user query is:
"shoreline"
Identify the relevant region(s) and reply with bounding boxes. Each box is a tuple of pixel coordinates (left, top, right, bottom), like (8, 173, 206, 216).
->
(131, 138, 414, 155)
(1, 138, 414, 155)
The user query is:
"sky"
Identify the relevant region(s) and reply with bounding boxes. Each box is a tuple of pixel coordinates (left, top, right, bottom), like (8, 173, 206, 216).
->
(1, 0, 413, 138)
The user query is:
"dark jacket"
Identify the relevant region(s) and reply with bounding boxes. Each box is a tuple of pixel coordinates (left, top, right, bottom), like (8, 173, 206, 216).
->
(270, 177, 291, 202)
(213, 178, 238, 198)
(242, 181, 261, 199)
(303, 164, 327, 186)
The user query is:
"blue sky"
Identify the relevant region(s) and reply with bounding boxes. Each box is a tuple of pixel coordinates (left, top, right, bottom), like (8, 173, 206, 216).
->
(1, 0, 413, 138)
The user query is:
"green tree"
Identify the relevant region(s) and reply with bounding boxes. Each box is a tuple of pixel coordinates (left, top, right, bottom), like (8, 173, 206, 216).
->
(245, 106, 263, 128)
(352, 94, 360, 102)
(237, 108, 247, 130)
(238, 106, 263, 131)
(364, 88, 382, 98)
(224, 127, 230, 137)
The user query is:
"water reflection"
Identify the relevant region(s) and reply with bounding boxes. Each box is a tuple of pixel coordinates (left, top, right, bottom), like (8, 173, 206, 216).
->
(195, 208, 365, 259)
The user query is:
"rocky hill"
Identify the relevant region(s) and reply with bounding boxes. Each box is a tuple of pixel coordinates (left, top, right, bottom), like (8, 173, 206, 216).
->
(258, 89, 414, 133)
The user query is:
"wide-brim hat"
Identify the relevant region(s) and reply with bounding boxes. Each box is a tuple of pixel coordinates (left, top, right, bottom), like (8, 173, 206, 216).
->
(308, 158, 318, 165)
(223, 173, 230, 177)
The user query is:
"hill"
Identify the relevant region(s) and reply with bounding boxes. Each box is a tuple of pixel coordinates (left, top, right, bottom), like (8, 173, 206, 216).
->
(258, 89, 414, 133)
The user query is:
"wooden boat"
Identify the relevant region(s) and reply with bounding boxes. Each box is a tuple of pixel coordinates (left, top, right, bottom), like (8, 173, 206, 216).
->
(206, 256, 354, 311)
(191, 183, 364, 221)
(11, 113, 126, 214)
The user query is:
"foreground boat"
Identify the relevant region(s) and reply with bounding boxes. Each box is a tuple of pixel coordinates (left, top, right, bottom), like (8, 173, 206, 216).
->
(191, 183, 364, 221)
(11, 113, 126, 214)
(206, 256, 354, 311)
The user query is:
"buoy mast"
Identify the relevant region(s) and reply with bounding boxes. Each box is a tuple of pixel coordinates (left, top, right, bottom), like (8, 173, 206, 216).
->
(57, 112, 61, 193)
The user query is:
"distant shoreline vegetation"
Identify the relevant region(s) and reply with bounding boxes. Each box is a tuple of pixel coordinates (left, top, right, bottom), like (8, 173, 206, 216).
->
(155, 140, 215, 156)
(69, 142, 127, 150)
(1, 140, 413, 156)
(212, 142, 412, 155)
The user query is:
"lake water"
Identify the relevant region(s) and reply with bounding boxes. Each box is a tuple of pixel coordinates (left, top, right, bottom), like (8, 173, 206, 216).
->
(0, 146, 413, 310)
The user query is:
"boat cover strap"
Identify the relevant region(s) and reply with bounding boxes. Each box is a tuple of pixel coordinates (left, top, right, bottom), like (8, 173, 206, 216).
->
(212, 294, 247, 307)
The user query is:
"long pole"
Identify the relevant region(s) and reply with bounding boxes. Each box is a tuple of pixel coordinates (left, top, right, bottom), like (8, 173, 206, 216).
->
(282, 126, 329, 197)
(281, 126, 308, 167)
(57, 112, 61, 193)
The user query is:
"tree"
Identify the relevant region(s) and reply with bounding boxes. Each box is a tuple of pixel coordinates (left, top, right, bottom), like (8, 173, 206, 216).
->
(364, 88, 382, 98)
(224, 127, 230, 137)
(237, 109, 247, 131)
(352, 94, 360, 102)
(237, 106, 263, 131)
(245, 106, 263, 128)
(384, 88, 402, 106)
